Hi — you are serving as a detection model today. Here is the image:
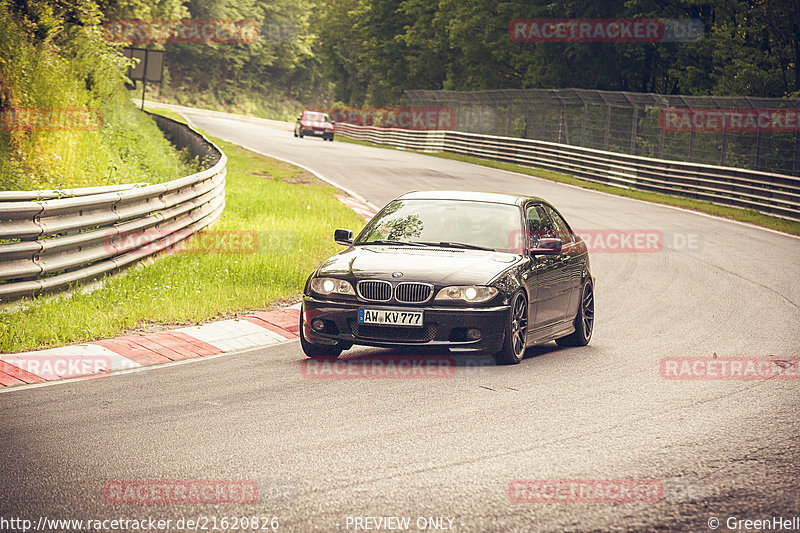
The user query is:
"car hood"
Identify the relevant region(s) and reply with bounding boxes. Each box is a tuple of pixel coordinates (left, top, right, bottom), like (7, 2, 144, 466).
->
(316, 245, 522, 286)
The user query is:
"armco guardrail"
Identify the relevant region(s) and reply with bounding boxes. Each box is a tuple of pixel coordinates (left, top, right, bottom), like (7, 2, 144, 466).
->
(0, 113, 226, 303)
(335, 123, 800, 222)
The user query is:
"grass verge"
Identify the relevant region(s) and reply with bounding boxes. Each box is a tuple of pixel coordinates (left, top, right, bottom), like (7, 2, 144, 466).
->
(336, 136, 800, 236)
(0, 132, 366, 353)
(0, 6, 195, 191)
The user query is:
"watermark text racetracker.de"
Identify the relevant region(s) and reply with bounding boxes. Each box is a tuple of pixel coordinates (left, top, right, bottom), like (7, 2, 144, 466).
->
(509, 18, 703, 43)
(0, 354, 112, 381)
(510, 478, 706, 505)
(104, 19, 259, 44)
(509, 479, 663, 503)
(301, 356, 457, 379)
(104, 480, 258, 504)
(329, 106, 455, 131)
(660, 356, 800, 380)
(508, 229, 702, 253)
(104, 228, 258, 256)
(661, 108, 800, 132)
(1, 107, 102, 131)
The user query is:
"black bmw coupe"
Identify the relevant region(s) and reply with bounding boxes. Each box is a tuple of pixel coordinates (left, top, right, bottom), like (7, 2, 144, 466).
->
(300, 191, 594, 364)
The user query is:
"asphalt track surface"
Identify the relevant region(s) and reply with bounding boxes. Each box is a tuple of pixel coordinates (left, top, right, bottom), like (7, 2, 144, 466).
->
(1, 111, 798, 533)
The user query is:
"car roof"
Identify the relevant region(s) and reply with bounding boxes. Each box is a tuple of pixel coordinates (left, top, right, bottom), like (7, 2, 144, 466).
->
(395, 190, 545, 206)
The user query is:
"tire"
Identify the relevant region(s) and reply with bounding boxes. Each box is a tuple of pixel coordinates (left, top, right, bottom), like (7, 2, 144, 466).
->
(293, 126, 298, 137)
(298, 129, 304, 138)
(555, 280, 594, 347)
(328, 134, 334, 142)
(299, 311, 342, 358)
(495, 291, 528, 365)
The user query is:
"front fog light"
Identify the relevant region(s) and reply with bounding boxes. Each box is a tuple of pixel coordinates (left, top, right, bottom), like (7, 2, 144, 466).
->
(466, 328, 481, 340)
(311, 319, 326, 332)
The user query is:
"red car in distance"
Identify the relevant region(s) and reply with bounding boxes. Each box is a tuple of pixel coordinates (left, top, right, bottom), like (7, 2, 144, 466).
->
(294, 110, 335, 141)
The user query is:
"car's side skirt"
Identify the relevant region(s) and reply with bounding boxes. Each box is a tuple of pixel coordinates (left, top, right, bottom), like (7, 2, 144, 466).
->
(525, 319, 575, 346)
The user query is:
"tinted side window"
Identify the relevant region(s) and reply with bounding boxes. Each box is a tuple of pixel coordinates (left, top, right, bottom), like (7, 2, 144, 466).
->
(543, 205, 573, 243)
(526, 205, 556, 246)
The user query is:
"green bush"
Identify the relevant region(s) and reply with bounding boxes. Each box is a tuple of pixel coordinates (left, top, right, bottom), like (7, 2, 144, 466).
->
(0, 0, 192, 191)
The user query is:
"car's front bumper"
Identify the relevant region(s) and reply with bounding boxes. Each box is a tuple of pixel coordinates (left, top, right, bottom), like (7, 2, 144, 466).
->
(300, 128, 333, 137)
(302, 295, 509, 354)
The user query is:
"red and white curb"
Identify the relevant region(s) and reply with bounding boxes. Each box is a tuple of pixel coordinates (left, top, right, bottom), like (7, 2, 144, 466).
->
(336, 195, 377, 221)
(0, 306, 301, 390)
(0, 193, 375, 391)
(0, 129, 379, 391)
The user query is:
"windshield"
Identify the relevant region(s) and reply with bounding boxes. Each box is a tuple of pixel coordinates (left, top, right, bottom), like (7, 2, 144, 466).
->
(355, 199, 522, 253)
(304, 112, 327, 122)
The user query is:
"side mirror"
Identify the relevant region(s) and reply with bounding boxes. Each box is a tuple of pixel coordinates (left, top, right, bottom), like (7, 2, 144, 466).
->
(529, 237, 562, 255)
(334, 228, 354, 245)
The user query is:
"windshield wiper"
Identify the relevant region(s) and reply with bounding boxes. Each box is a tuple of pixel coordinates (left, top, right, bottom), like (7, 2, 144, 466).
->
(355, 239, 426, 247)
(413, 241, 495, 251)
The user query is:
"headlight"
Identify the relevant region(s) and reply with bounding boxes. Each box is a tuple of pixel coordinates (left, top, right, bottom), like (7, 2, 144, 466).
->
(310, 277, 356, 296)
(434, 285, 498, 303)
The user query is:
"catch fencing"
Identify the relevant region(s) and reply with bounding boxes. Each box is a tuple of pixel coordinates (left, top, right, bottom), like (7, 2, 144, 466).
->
(334, 122, 800, 222)
(406, 89, 800, 177)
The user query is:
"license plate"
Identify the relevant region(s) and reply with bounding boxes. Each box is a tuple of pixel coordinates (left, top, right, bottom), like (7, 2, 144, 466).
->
(358, 309, 423, 327)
